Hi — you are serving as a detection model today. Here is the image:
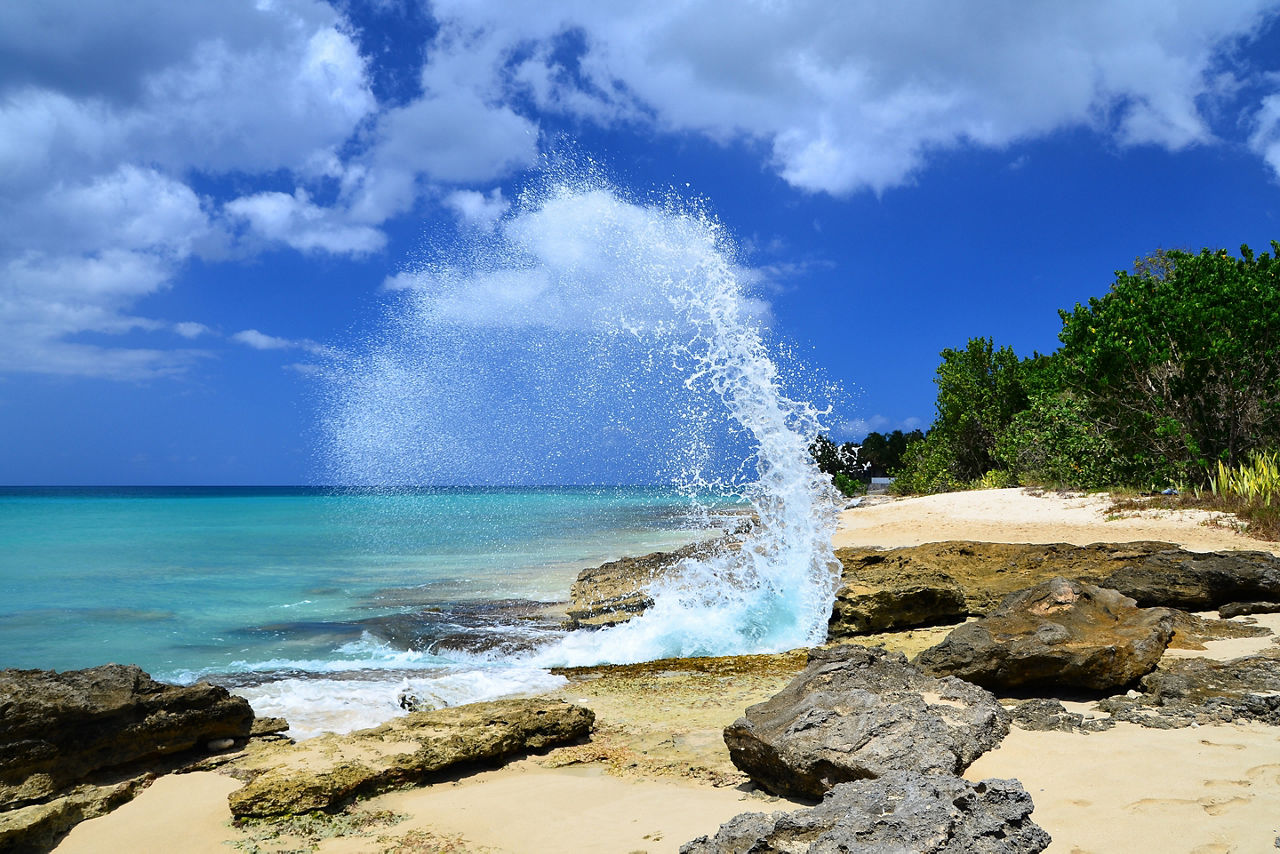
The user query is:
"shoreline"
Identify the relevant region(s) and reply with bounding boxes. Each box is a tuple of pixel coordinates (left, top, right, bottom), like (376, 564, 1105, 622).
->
(34, 488, 1280, 852)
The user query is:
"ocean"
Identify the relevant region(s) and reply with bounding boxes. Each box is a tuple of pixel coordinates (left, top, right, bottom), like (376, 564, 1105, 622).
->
(0, 486, 723, 736)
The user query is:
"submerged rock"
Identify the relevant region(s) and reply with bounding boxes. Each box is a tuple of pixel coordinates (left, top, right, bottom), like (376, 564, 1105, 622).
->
(723, 645, 1008, 800)
(914, 578, 1174, 693)
(0, 664, 253, 811)
(227, 698, 594, 818)
(681, 771, 1050, 854)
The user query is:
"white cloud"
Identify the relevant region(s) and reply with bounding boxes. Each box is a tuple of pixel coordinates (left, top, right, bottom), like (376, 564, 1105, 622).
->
(173, 321, 211, 339)
(226, 189, 386, 255)
(431, 0, 1280, 194)
(232, 328, 334, 357)
(443, 188, 510, 231)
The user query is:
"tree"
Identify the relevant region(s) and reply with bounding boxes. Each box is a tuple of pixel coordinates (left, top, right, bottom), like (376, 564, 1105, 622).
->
(1056, 243, 1280, 483)
(930, 337, 1028, 481)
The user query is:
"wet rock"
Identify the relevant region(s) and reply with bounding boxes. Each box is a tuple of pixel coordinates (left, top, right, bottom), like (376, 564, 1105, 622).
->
(0, 664, 253, 811)
(227, 698, 594, 818)
(681, 771, 1050, 854)
(914, 578, 1174, 693)
(1007, 698, 1113, 733)
(835, 541, 1280, 616)
(1097, 649, 1280, 728)
(1219, 601, 1280, 619)
(563, 539, 732, 629)
(722, 645, 1008, 800)
(828, 560, 967, 638)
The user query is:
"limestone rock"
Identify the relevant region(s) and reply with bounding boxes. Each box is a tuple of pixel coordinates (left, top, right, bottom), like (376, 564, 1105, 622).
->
(681, 771, 1051, 854)
(1007, 698, 1113, 733)
(1219, 601, 1280, 619)
(228, 698, 593, 818)
(1101, 552, 1280, 610)
(0, 664, 253, 811)
(1098, 648, 1280, 727)
(723, 645, 1008, 800)
(835, 541, 1280, 616)
(0, 778, 150, 854)
(1164, 609, 1272, 650)
(914, 578, 1174, 693)
(828, 559, 967, 638)
(563, 540, 732, 629)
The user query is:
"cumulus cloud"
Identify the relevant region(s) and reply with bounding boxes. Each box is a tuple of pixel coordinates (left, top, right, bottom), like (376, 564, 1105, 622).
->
(0, 0, 536, 379)
(432, 0, 1280, 193)
(6, 0, 1280, 380)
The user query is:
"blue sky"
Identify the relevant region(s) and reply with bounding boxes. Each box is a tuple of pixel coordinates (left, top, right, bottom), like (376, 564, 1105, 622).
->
(4, 1, 1280, 485)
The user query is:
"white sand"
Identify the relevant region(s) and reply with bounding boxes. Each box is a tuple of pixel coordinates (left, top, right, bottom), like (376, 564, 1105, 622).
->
(834, 487, 1276, 553)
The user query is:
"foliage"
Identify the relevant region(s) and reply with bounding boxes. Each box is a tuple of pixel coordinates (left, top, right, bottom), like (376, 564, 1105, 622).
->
(233, 809, 406, 853)
(994, 390, 1125, 489)
(931, 337, 1028, 481)
(832, 471, 863, 497)
(1056, 243, 1280, 483)
(809, 435, 858, 478)
(1208, 450, 1280, 507)
(890, 431, 961, 495)
(858, 429, 923, 477)
(971, 468, 1017, 489)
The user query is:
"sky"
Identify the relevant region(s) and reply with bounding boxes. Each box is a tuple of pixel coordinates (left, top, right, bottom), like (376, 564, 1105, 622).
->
(4, 0, 1280, 485)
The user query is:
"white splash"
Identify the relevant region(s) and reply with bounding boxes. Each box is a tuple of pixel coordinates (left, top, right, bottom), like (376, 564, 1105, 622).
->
(324, 166, 841, 668)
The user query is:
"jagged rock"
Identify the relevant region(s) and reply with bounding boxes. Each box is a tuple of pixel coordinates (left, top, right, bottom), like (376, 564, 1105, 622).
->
(722, 645, 1008, 800)
(914, 578, 1174, 693)
(1097, 648, 1280, 728)
(1007, 698, 1114, 733)
(0, 664, 253, 811)
(828, 560, 967, 638)
(228, 698, 593, 818)
(1219, 601, 1280, 619)
(681, 771, 1050, 854)
(1164, 609, 1272, 650)
(0, 777, 151, 854)
(249, 717, 291, 738)
(563, 540, 733, 629)
(835, 541, 1280, 616)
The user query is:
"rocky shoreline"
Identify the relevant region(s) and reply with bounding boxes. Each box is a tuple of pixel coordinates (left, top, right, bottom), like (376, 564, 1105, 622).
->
(4, 531, 1280, 852)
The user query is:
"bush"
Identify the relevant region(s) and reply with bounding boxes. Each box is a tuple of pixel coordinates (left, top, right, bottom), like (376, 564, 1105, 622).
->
(891, 432, 961, 495)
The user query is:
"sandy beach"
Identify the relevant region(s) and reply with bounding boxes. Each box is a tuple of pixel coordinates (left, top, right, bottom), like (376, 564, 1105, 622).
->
(51, 489, 1280, 853)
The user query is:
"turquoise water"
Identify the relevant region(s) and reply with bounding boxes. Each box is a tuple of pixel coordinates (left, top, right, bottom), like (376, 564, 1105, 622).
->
(0, 487, 714, 685)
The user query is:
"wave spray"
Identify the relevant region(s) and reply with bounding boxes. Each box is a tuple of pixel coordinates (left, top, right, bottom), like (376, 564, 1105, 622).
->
(324, 165, 841, 667)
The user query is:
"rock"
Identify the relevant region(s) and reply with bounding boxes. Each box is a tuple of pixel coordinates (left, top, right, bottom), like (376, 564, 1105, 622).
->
(1097, 648, 1280, 728)
(0, 778, 150, 854)
(914, 578, 1174, 693)
(722, 645, 1008, 800)
(1008, 698, 1113, 733)
(828, 559, 967, 638)
(0, 664, 253, 811)
(835, 541, 1280, 616)
(1219, 601, 1280, 619)
(563, 539, 732, 629)
(1101, 552, 1280, 610)
(228, 698, 593, 818)
(680, 771, 1051, 854)
(249, 717, 291, 738)
(1164, 609, 1272, 650)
